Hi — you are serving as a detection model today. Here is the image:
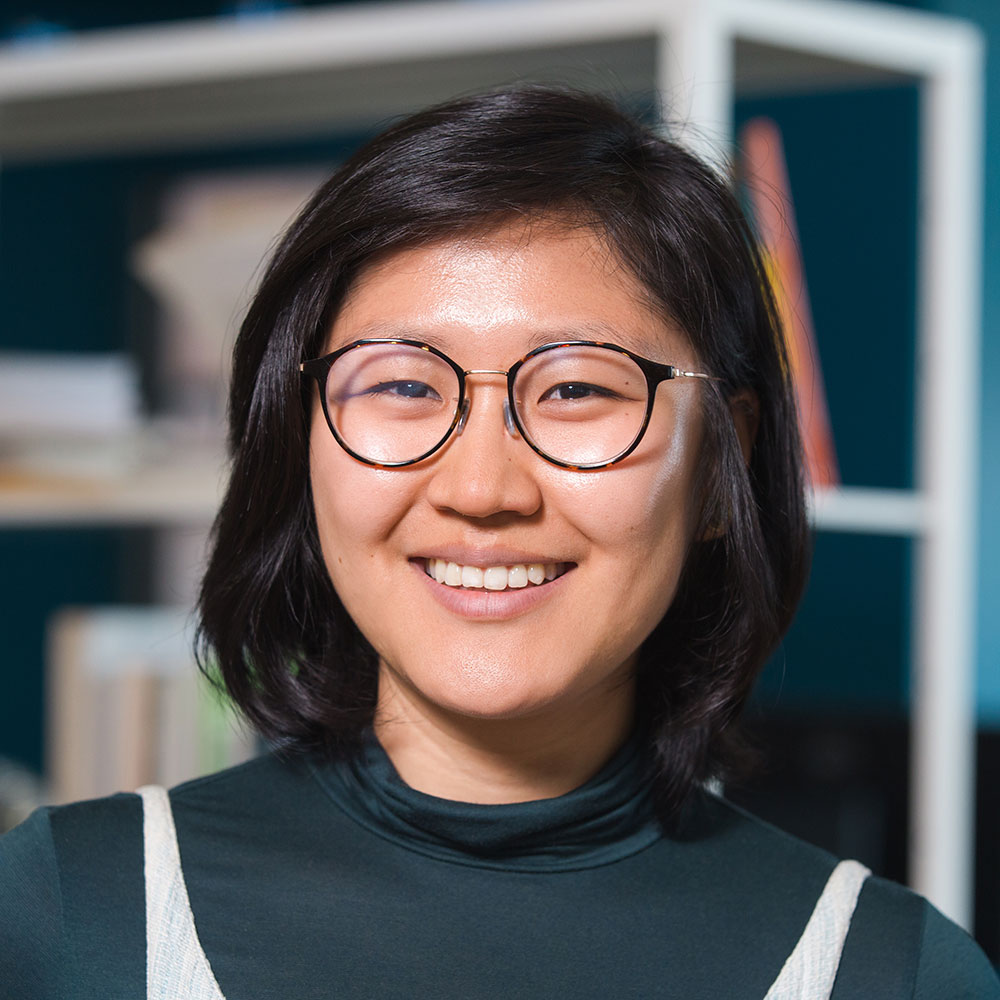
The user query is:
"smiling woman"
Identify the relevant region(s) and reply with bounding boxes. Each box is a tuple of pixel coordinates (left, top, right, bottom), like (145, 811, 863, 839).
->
(1, 87, 997, 999)
(205, 90, 804, 821)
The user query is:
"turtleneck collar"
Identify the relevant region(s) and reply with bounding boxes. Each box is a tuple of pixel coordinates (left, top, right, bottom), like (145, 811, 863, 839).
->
(308, 732, 661, 873)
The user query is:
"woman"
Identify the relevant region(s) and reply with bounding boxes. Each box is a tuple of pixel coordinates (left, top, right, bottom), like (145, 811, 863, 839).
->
(2, 87, 996, 998)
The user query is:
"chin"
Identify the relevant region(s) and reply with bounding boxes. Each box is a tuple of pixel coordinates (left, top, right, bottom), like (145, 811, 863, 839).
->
(434, 672, 562, 722)
(389, 652, 576, 723)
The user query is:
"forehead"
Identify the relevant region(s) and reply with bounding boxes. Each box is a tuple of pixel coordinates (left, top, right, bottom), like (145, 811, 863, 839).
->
(327, 221, 692, 362)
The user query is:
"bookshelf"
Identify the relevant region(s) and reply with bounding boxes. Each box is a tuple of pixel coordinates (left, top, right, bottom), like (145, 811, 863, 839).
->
(0, 0, 983, 928)
(0, 436, 224, 526)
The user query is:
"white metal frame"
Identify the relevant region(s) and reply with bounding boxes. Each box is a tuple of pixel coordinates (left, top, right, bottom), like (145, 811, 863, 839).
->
(672, 0, 985, 929)
(0, 0, 983, 927)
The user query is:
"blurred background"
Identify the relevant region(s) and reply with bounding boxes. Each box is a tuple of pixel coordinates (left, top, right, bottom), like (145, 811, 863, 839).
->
(0, 0, 996, 965)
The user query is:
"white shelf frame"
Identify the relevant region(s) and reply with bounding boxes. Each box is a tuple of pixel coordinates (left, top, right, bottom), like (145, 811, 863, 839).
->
(0, 0, 983, 928)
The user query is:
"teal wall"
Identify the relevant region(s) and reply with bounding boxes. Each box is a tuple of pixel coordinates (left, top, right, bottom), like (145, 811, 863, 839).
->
(736, 85, 920, 712)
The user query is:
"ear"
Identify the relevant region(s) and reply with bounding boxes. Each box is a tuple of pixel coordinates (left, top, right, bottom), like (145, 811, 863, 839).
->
(728, 388, 759, 467)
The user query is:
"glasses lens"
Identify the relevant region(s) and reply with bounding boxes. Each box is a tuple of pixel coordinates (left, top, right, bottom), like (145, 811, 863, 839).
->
(325, 343, 461, 464)
(514, 346, 649, 466)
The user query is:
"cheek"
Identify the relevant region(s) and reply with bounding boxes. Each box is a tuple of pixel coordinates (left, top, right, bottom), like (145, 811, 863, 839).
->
(560, 398, 703, 550)
(644, 414, 703, 540)
(308, 412, 414, 572)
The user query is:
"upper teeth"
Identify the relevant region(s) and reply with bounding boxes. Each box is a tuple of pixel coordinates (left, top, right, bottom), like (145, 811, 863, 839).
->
(426, 558, 561, 591)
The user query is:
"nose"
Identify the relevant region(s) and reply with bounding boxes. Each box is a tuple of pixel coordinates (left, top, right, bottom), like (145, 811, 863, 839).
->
(425, 382, 542, 519)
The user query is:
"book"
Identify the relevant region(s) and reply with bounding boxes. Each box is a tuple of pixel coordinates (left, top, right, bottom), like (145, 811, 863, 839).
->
(0, 352, 139, 437)
(130, 167, 326, 427)
(739, 117, 840, 489)
(46, 606, 256, 804)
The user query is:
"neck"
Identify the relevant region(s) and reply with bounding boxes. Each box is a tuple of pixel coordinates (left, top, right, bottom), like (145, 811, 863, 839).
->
(373, 668, 635, 804)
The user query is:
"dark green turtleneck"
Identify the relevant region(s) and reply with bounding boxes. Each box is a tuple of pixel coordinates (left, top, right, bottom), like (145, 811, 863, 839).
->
(1, 735, 997, 998)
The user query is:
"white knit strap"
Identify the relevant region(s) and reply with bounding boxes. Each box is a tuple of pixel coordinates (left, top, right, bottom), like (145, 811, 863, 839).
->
(763, 859, 871, 1000)
(138, 785, 227, 1000)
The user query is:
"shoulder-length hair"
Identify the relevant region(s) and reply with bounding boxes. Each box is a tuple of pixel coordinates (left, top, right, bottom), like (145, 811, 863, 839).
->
(197, 86, 809, 817)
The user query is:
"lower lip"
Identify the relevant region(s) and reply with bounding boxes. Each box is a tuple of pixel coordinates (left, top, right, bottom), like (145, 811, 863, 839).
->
(411, 560, 571, 621)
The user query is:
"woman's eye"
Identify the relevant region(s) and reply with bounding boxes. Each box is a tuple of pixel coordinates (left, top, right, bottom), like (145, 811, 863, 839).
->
(366, 380, 441, 400)
(539, 382, 617, 402)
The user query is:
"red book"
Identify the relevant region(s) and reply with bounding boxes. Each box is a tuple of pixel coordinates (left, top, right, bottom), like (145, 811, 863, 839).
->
(740, 117, 840, 488)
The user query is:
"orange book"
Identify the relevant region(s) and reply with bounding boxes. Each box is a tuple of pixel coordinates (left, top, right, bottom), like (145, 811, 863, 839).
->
(740, 117, 840, 488)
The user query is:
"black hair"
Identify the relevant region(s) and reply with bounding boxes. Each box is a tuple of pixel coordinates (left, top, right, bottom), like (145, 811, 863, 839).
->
(196, 85, 809, 817)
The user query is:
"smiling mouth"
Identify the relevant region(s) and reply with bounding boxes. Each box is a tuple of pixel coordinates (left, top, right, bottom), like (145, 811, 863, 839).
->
(423, 558, 570, 592)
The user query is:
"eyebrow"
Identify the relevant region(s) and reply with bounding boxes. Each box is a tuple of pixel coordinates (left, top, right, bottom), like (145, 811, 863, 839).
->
(331, 320, 681, 362)
(524, 322, 678, 359)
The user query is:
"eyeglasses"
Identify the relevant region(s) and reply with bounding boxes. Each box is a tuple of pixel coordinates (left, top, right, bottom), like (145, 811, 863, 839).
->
(300, 339, 717, 471)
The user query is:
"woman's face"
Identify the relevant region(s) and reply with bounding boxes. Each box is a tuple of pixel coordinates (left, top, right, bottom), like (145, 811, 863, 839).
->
(309, 220, 708, 738)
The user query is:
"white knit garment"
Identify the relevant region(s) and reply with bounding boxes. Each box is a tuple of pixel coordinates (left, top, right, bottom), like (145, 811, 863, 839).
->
(763, 858, 871, 999)
(139, 785, 226, 1000)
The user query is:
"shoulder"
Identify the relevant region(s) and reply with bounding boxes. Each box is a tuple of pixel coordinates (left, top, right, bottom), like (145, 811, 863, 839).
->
(678, 791, 845, 890)
(689, 796, 998, 997)
(0, 792, 143, 999)
(165, 750, 316, 835)
(0, 753, 306, 1000)
(164, 752, 334, 886)
(167, 748, 305, 804)
(834, 875, 1000, 998)
(0, 807, 65, 997)
(0, 754, 292, 1000)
